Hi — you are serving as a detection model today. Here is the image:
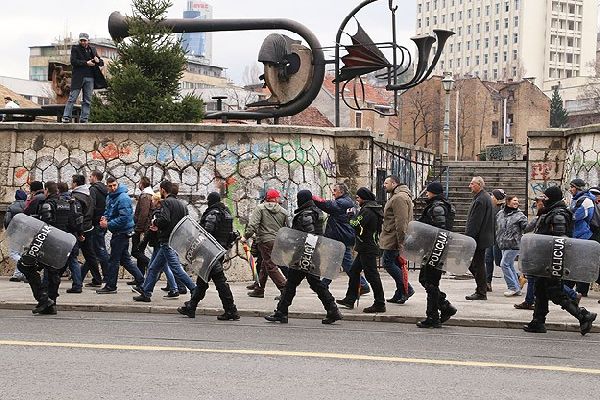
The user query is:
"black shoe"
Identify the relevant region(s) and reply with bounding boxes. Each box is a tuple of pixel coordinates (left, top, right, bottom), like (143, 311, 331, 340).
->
(335, 298, 354, 310)
(217, 311, 240, 321)
(178, 288, 188, 295)
(96, 286, 117, 294)
(580, 310, 597, 336)
(486, 283, 493, 292)
(84, 281, 102, 288)
(126, 280, 137, 286)
(131, 285, 144, 295)
(440, 304, 457, 323)
(247, 289, 265, 298)
(163, 291, 179, 299)
(465, 293, 487, 301)
(177, 305, 195, 318)
(61, 117, 71, 123)
(246, 282, 259, 290)
(363, 304, 386, 313)
(160, 286, 171, 292)
(387, 296, 407, 304)
(133, 294, 151, 302)
(523, 320, 547, 333)
(38, 304, 57, 315)
(264, 310, 288, 323)
(9, 277, 21, 282)
(417, 318, 442, 328)
(66, 287, 82, 294)
(322, 309, 343, 324)
(32, 299, 55, 314)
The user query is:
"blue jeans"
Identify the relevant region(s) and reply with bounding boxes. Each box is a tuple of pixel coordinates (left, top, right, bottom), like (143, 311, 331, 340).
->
(322, 245, 369, 290)
(500, 249, 520, 292)
(67, 242, 83, 290)
(524, 276, 578, 305)
(63, 76, 94, 121)
(485, 244, 501, 283)
(381, 249, 413, 299)
(142, 244, 195, 297)
(105, 232, 143, 290)
(147, 247, 178, 290)
(90, 226, 109, 279)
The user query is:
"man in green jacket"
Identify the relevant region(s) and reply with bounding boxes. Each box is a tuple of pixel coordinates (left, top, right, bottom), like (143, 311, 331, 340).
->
(243, 189, 288, 298)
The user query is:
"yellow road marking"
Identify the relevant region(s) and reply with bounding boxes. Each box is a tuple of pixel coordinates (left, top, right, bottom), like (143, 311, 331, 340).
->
(1, 339, 598, 375)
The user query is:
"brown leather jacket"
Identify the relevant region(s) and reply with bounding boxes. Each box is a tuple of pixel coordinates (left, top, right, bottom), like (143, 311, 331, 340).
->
(379, 184, 413, 250)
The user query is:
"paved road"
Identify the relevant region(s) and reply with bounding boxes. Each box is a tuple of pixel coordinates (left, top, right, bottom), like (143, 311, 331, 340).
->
(0, 310, 599, 399)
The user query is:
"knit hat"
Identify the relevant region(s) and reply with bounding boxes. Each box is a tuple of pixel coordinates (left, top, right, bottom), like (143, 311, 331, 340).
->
(589, 187, 600, 196)
(356, 187, 376, 201)
(569, 178, 586, 191)
(543, 185, 563, 204)
(296, 189, 312, 206)
(15, 189, 27, 201)
(29, 181, 43, 192)
(426, 182, 443, 195)
(79, 33, 89, 40)
(265, 189, 281, 201)
(207, 191, 221, 206)
(492, 189, 506, 201)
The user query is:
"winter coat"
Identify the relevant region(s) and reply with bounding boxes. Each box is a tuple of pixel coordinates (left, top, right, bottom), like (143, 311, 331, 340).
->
(134, 187, 154, 233)
(535, 201, 573, 237)
(104, 184, 134, 234)
(313, 193, 356, 246)
(200, 202, 234, 248)
(70, 44, 107, 90)
(465, 189, 495, 249)
(350, 200, 384, 255)
(90, 182, 108, 226)
(570, 191, 595, 239)
(72, 185, 93, 232)
(4, 199, 26, 228)
(379, 184, 413, 250)
(495, 206, 528, 250)
(291, 200, 324, 235)
(419, 195, 451, 230)
(154, 194, 188, 244)
(244, 201, 288, 243)
(23, 190, 46, 217)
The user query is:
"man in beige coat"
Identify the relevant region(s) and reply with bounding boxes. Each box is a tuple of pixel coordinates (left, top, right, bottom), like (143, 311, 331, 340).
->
(243, 189, 288, 298)
(379, 176, 415, 304)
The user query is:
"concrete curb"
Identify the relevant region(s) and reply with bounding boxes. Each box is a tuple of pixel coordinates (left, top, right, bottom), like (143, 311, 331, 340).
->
(1, 301, 597, 333)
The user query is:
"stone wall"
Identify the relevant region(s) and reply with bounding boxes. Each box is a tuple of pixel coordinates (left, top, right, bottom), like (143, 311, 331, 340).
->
(0, 123, 434, 279)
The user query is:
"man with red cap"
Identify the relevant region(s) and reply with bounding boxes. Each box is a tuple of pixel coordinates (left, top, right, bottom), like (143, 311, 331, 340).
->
(243, 189, 288, 297)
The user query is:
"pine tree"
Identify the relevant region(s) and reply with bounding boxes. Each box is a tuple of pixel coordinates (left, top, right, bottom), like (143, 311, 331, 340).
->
(91, 0, 203, 123)
(550, 87, 569, 128)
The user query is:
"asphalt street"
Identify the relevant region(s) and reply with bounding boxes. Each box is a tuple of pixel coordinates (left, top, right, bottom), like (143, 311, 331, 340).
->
(0, 310, 599, 399)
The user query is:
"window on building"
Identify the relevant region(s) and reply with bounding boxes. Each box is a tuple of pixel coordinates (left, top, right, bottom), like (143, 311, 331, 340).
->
(459, 11, 462, 20)
(566, 53, 573, 63)
(496, 3, 500, 14)
(467, 9, 471, 18)
(483, 70, 488, 80)
(494, 53, 498, 63)
(433, 0, 438, 9)
(467, 25, 471, 34)
(495, 20, 500, 30)
(433, 15, 437, 24)
(426, 1, 430, 11)
(567, 37, 573, 47)
(494, 36, 499, 47)
(417, 18, 422, 28)
(457, 42, 461, 51)
(458, 26, 462, 35)
(426, 16, 430, 26)
(442, 15, 446, 23)
(476, 55, 480, 65)
(513, 33, 518, 43)
(476, 39, 480, 49)
(503, 34, 508, 45)
(355, 112, 362, 128)
(503, 51, 508, 62)
(485, 37, 489, 48)
(485, 21, 490, 32)
(485, 5, 490, 15)
(568, 4, 575, 14)
(477, 7, 481, 17)
(418, 4, 422, 13)
(504, 18, 509, 29)
(467, 41, 471, 50)
(514, 16, 519, 27)
(450, 13, 454, 22)
(476, 23, 480, 33)
(457, 58, 461, 67)
(513, 49, 518, 60)
(492, 121, 499, 137)
(505, 1, 509, 12)
(514, 0, 519, 9)
(466, 56, 470, 66)
(493, 69, 498, 79)
(449, 59, 453, 68)
(484, 54, 489, 64)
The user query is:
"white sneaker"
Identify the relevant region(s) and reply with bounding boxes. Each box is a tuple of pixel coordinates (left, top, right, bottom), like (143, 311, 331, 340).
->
(503, 290, 521, 297)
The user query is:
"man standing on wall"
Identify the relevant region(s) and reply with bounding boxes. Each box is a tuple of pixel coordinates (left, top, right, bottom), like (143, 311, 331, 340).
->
(379, 176, 415, 304)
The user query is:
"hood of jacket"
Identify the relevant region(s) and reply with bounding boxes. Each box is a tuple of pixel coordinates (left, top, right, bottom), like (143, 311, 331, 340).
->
(73, 184, 90, 196)
(393, 184, 413, 200)
(362, 200, 383, 216)
(264, 201, 283, 213)
(91, 182, 108, 196)
(108, 184, 128, 198)
(141, 186, 154, 196)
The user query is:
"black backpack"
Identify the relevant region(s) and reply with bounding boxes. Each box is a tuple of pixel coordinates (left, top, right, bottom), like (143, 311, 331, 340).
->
(441, 199, 456, 231)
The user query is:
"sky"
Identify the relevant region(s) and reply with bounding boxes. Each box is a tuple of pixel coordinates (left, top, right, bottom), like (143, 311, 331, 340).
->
(0, 0, 417, 85)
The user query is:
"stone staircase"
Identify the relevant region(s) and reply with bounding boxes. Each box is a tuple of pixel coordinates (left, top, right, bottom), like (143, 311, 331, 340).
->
(414, 161, 528, 233)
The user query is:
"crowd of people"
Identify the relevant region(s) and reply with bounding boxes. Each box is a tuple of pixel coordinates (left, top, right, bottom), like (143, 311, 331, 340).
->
(3, 172, 598, 334)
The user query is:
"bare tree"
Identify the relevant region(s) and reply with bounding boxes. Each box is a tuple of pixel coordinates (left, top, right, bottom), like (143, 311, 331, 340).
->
(242, 63, 263, 86)
(404, 88, 440, 147)
(579, 60, 600, 112)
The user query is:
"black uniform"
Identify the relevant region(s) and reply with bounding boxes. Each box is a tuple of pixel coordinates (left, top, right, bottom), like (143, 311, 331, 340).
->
(181, 201, 239, 320)
(417, 195, 457, 327)
(524, 200, 597, 335)
(18, 194, 82, 314)
(273, 200, 341, 323)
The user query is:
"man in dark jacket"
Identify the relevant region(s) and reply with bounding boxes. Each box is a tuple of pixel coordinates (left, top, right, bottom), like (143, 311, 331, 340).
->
(265, 190, 343, 325)
(178, 192, 239, 320)
(337, 187, 386, 313)
(97, 177, 144, 294)
(523, 186, 597, 335)
(62, 33, 106, 123)
(464, 176, 494, 300)
(23, 181, 45, 217)
(6, 189, 28, 282)
(485, 189, 505, 292)
(87, 170, 109, 284)
(313, 183, 370, 294)
(131, 176, 154, 278)
(133, 180, 196, 302)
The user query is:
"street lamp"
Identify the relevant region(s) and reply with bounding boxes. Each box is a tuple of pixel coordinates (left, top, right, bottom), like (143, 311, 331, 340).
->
(441, 72, 455, 161)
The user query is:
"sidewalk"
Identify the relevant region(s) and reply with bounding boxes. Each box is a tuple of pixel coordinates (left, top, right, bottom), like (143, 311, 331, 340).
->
(1, 271, 599, 333)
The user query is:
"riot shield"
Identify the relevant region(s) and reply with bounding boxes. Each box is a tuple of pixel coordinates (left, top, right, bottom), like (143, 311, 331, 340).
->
(519, 233, 600, 282)
(168, 216, 226, 283)
(271, 227, 345, 280)
(6, 213, 76, 269)
(403, 221, 476, 274)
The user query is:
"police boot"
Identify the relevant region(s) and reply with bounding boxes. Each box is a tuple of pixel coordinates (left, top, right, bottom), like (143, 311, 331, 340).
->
(38, 304, 57, 315)
(439, 302, 457, 323)
(416, 317, 442, 328)
(217, 307, 240, 321)
(264, 310, 288, 324)
(177, 301, 196, 319)
(322, 308, 343, 325)
(562, 301, 597, 336)
(32, 293, 54, 314)
(523, 319, 547, 333)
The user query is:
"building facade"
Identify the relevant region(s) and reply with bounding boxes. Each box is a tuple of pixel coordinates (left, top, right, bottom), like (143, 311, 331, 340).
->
(181, 1, 213, 62)
(416, 0, 598, 100)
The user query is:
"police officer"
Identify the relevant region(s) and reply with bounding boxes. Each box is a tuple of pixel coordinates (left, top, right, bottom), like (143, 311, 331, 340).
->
(265, 190, 343, 324)
(18, 181, 82, 315)
(523, 185, 597, 335)
(178, 192, 240, 321)
(416, 182, 458, 328)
